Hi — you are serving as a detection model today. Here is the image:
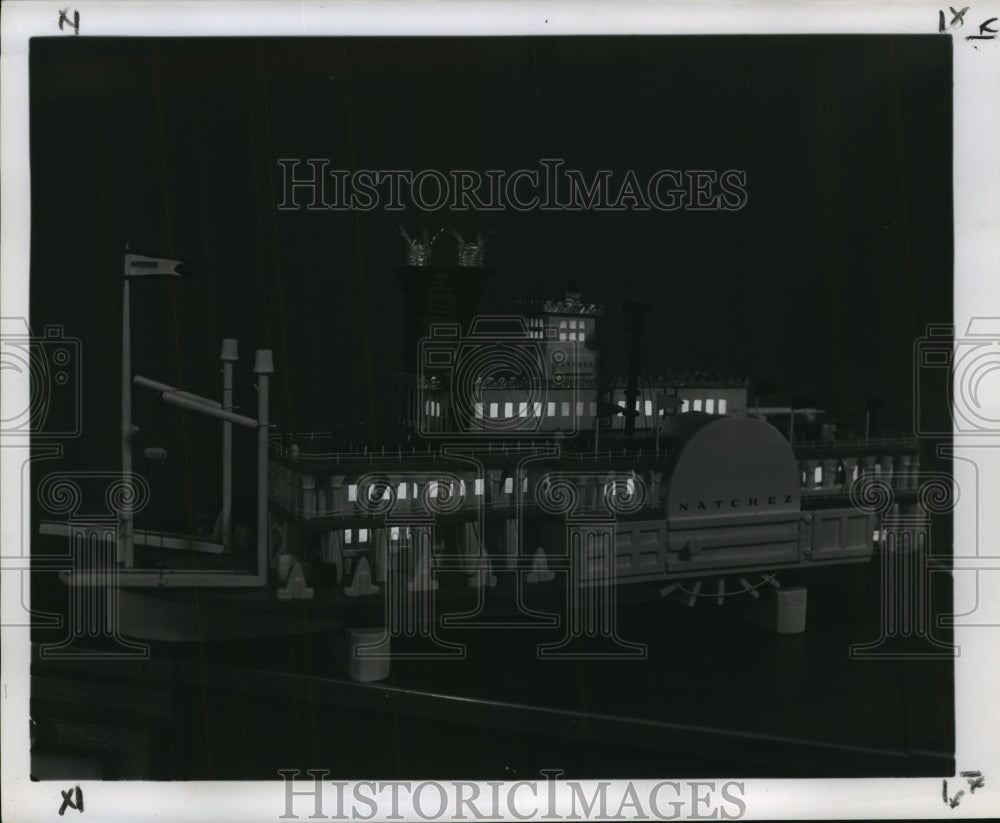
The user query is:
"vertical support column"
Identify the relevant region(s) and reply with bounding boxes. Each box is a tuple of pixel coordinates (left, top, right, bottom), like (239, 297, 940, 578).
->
(300, 475, 317, 519)
(254, 350, 273, 581)
(799, 459, 820, 489)
(220, 339, 238, 551)
(858, 455, 876, 477)
(821, 458, 840, 491)
(840, 456, 858, 491)
(894, 453, 913, 491)
(878, 455, 894, 488)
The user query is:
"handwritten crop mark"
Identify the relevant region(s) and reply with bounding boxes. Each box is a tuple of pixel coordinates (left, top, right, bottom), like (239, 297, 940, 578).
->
(58, 9, 80, 35)
(966, 17, 999, 38)
(59, 786, 83, 815)
(960, 770, 986, 793)
(943, 772, 986, 808)
(940, 6, 971, 30)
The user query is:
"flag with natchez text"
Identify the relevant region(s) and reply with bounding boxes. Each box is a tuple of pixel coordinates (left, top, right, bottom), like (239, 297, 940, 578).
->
(123, 251, 191, 278)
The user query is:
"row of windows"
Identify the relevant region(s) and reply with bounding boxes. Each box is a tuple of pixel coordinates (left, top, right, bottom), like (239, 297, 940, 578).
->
(679, 397, 728, 414)
(342, 526, 429, 544)
(433, 396, 732, 423)
(474, 400, 589, 419)
(524, 317, 594, 340)
(802, 463, 862, 486)
(344, 526, 412, 544)
(343, 474, 638, 504)
(346, 476, 528, 502)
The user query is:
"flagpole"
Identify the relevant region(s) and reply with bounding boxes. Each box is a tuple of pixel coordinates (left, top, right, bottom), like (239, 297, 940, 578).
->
(120, 249, 188, 568)
(122, 273, 134, 568)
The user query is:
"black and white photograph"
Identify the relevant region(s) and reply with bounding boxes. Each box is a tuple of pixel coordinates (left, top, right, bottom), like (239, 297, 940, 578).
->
(2, 2, 999, 820)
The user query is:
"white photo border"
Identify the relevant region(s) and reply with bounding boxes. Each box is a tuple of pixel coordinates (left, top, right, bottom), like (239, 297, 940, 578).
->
(3, 1, 999, 820)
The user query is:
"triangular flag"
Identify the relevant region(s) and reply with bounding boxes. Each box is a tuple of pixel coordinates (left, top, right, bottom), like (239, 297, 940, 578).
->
(124, 252, 190, 278)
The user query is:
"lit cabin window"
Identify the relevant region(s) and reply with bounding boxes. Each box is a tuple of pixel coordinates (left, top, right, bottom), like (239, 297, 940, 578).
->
(533, 401, 542, 418)
(522, 476, 529, 492)
(475, 402, 484, 419)
(474, 478, 484, 496)
(459, 480, 466, 496)
(577, 401, 584, 416)
(490, 402, 499, 418)
(569, 319, 577, 329)
(397, 483, 407, 500)
(814, 466, 823, 484)
(559, 320, 567, 329)
(429, 480, 439, 498)
(358, 528, 368, 543)
(561, 401, 570, 416)
(852, 464, 859, 481)
(718, 398, 727, 414)
(344, 529, 352, 544)
(627, 477, 635, 495)
(504, 477, 513, 494)
(519, 402, 528, 418)
(348, 484, 357, 502)
(645, 400, 653, 417)
(411, 482, 419, 498)
(693, 398, 703, 412)
(706, 398, 715, 414)
(504, 402, 514, 418)
(382, 486, 391, 500)
(390, 526, 400, 541)
(548, 401, 556, 417)
(681, 399, 690, 413)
